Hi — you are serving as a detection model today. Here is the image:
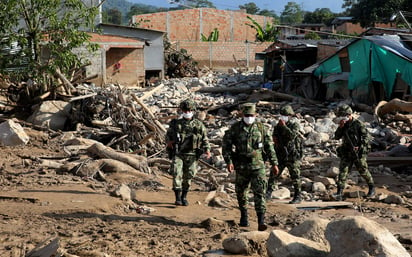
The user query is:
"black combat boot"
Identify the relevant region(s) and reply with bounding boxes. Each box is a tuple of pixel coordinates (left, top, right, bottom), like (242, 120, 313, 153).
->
(289, 189, 302, 204)
(239, 209, 249, 227)
(334, 186, 343, 201)
(257, 212, 267, 231)
(174, 189, 182, 206)
(366, 184, 375, 198)
(181, 190, 189, 206)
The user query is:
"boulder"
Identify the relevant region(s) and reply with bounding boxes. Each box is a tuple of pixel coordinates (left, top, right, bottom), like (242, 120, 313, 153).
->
(325, 216, 410, 257)
(0, 119, 29, 146)
(289, 217, 330, 249)
(223, 231, 269, 255)
(267, 230, 328, 257)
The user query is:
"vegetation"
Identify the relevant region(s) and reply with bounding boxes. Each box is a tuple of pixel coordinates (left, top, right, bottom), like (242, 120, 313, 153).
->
(170, 0, 215, 8)
(0, 0, 99, 88)
(201, 28, 219, 42)
(304, 31, 321, 40)
(342, 0, 410, 27)
(303, 8, 336, 26)
(280, 1, 304, 24)
(239, 2, 279, 18)
(246, 16, 279, 42)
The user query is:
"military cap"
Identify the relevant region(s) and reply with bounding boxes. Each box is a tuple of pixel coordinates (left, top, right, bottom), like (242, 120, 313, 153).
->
(336, 104, 353, 116)
(241, 103, 256, 115)
(179, 99, 196, 111)
(280, 105, 294, 115)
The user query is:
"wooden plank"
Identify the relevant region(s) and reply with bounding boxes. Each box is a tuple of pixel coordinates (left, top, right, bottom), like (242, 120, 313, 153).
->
(0, 195, 39, 203)
(271, 199, 353, 209)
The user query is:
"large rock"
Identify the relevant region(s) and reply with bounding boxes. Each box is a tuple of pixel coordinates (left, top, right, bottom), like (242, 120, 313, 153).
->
(0, 119, 29, 146)
(325, 216, 410, 257)
(27, 100, 71, 130)
(223, 231, 269, 255)
(289, 217, 330, 249)
(266, 230, 328, 257)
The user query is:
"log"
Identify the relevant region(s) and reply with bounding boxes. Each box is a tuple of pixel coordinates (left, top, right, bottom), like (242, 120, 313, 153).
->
(87, 142, 151, 173)
(97, 159, 143, 174)
(139, 83, 165, 101)
(195, 86, 256, 94)
(131, 93, 166, 134)
(26, 236, 59, 257)
(55, 68, 73, 95)
(375, 98, 412, 117)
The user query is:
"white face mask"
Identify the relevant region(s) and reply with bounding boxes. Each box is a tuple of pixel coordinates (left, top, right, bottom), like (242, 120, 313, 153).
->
(243, 116, 255, 125)
(279, 115, 289, 122)
(182, 112, 193, 119)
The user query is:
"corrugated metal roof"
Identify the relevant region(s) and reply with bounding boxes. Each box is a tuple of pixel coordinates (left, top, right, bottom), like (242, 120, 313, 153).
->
(365, 35, 412, 61)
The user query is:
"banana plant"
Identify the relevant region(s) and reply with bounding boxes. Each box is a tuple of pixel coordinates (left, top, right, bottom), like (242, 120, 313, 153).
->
(201, 28, 219, 41)
(246, 16, 279, 42)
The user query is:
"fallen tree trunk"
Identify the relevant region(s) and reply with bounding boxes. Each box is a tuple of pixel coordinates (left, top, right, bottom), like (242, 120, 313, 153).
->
(87, 143, 151, 174)
(375, 98, 412, 117)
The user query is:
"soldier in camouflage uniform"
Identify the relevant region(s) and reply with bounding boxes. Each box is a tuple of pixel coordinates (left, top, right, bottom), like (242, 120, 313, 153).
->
(267, 105, 303, 204)
(334, 104, 375, 201)
(222, 103, 279, 231)
(166, 99, 211, 206)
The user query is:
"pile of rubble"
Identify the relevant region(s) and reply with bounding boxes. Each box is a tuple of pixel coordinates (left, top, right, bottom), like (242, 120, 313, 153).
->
(1, 70, 412, 197)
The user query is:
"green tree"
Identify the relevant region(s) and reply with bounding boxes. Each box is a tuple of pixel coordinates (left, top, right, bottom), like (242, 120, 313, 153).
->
(0, 0, 98, 92)
(171, 0, 215, 8)
(246, 16, 279, 42)
(106, 8, 122, 25)
(280, 1, 304, 24)
(239, 2, 260, 14)
(342, 0, 406, 27)
(258, 9, 280, 19)
(303, 8, 336, 26)
(304, 31, 321, 39)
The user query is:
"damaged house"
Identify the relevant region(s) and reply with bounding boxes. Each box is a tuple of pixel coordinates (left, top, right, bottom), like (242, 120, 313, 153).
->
(313, 34, 412, 103)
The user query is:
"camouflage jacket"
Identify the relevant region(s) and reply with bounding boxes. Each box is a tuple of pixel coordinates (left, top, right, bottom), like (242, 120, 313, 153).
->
(272, 119, 303, 161)
(222, 120, 278, 170)
(166, 117, 210, 156)
(335, 118, 370, 156)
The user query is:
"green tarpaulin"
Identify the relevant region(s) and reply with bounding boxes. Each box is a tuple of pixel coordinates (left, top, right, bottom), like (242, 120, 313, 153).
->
(314, 36, 412, 98)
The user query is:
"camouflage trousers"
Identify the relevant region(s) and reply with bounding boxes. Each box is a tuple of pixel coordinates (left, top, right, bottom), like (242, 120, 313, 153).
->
(267, 160, 301, 192)
(172, 154, 197, 191)
(235, 167, 267, 213)
(337, 154, 374, 189)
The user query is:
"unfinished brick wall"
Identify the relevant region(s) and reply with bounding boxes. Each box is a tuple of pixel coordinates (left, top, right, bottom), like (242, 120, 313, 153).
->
(176, 41, 272, 70)
(106, 48, 145, 86)
(133, 8, 274, 42)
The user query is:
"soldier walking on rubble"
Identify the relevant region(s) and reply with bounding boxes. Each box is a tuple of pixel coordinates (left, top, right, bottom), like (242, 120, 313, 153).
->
(334, 104, 375, 201)
(222, 103, 279, 231)
(267, 105, 304, 204)
(166, 99, 211, 206)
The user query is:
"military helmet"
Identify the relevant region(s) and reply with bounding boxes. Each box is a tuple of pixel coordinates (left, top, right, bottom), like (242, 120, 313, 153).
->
(280, 105, 294, 115)
(241, 103, 256, 115)
(179, 99, 196, 111)
(336, 104, 353, 116)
